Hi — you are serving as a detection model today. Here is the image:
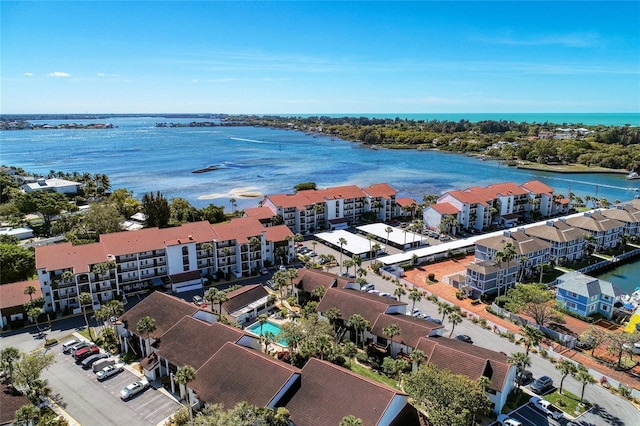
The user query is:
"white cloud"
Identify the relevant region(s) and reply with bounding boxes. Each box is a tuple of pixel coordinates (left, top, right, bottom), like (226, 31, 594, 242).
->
(48, 72, 71, 78)
(24, 72, 33, 76)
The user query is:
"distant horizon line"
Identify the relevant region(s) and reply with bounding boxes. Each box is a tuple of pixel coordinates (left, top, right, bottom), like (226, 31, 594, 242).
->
(2, 111, 638, 116)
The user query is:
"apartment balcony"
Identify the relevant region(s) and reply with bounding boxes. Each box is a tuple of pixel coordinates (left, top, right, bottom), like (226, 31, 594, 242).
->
(118, 263, 138, 273)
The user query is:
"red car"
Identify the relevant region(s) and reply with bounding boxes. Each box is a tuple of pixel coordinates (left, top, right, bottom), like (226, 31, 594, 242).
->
(74, 345, 100, 362)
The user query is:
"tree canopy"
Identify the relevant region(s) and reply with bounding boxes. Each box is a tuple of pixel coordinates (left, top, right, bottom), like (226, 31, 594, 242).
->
(0, 243, 35, 284)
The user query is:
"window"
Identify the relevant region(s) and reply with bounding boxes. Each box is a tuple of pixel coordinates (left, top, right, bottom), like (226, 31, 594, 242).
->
(601, 304, 609, 312)
(566, 301, 577, 309)
(589, 305, 596, 312)
(568, 291, 578, 298)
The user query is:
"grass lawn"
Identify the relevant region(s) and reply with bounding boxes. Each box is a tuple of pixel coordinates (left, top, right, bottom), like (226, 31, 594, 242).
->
(545, 389, 591, 416)
(349, 362, 398, 388)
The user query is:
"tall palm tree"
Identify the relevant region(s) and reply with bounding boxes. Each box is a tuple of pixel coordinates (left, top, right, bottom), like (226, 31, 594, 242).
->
(28, 307, 43, 333)
(1, 347, 22, 385)
(385, 226, 393, 248)
(174, 365, 196, 425)
(393, 286, 406, 302)
(507, 351, 530, 389)
(213, 291, 229, 318)
(409, 349, 425, 371)
(23, 285, 36, 301)
(555, 359, 577, 394)
(495, 243, 516, 299)
(518, 256, 529, 282)
(372, 243, 382, 262)
(382, 324, 401, 346)
(229, 198, 236, 214)
(572, 365, 596, 403)
(437, 301, 453, 322)
(286, 268, 298, 297)
(326, 307, 342, 331)
(136, 316, 157, 357)
(342, 341, 357, 367)
(447, 312, 462, 338)
(408, 288, 422, 312)
(338, 237, 347, 274)
(347, 314, 369, 348)
(366, 233, 374, 260)
(257, 314, 269, 351)
(520, 324, 543, 356)
(78, 292, 94, 341)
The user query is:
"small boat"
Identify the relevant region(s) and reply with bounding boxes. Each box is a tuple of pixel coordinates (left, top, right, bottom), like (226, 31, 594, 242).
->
(626, 171, 640, 180)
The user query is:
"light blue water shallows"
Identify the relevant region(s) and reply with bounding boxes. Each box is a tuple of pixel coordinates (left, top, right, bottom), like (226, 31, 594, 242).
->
(246, 320, 287, 346)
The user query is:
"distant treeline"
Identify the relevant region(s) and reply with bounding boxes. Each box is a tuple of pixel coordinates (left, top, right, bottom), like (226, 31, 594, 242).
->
(222, 115, 640, 170)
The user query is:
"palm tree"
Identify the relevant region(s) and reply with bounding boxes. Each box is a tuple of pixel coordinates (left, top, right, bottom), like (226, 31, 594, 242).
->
(372, 242, 382, 262)
(495, 242, 516, 299)
(408, 288, 422, 312)
(507, 352, 530, 389)
(572, 365, 596, 403)
(286, 268, 298, 297)
(213, 290, 229, 318)
(229, 197, 236, 214)
(326, 307, 342, 331)
(382, 324, 401, 347)
(28, 307, 43, 333)
(584, 233, 598, 255)
(312, 285, 326, 301)
(393, 286, 406, 302)
(385, 226, 393, 248)
(409, 349, 425, 372)
(342, 341, 357, 367)
(78, 292, 94, 341)
(312, 204, 324, 230)
(338, 237, 347, 274)
(520, 324, 543, 356)
(342, 258, 355, 276)
(347, 314, 369, 348)
(13, 404, 40, 425)
(203, 287, 219, 311)
(174, 365, 196, 425)
(437, 301, 453, 322)
(311, 240, 317, 256)
(23, 285, 36, 301)
(555, 359, 577, 394)
(518, 256, 529, 282)
(257, 314, 269, 351)
(0, 347, 22, 385)
(136, 316, 157, 356)
(366, 233, 374, 260)
(447, 312, 462, 338)
(339, 415, 362, 426)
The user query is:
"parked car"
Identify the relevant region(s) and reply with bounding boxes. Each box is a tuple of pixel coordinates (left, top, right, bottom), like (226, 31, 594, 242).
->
(96, 363, 124, 381)
(361, 283, 375, 292)
(120, 379, 150, 400)
(497, 414, 522, 426)
(62, 339, 80, 353)
(81, 353, 109, 369)
(530, 375, 554, 394)
(367, 289, 381, 296)
(278, 265, 287, 271)
(426, 317, 443, 325)
(454, 335, 473, 344)
(530, 396, 564, 420)
(260, 268, 269, 275)
(67, 342, 89, 355)
(623, 342, 640, 355)
(74, 345, 100, 362)
(409, 309, 422, 317)
(192, 295, 203, 305)
(516, 370, 533, 385)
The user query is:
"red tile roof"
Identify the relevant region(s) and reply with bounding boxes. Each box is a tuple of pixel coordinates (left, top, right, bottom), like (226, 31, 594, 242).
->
(243, 206, 277, 219)
(265, 184, 369, 209)
(212, 217, 265, 244)
(35, 241, 107, 273)
(0, 279, 42, 310)
(431, 202, 460, 215)
(445, 181, 533, 206)
(363, 183, 397, 199)
(285, 358, 408, 426)
(396, 197, 418, 207)
(521, 180, 554, 195)
(264, 224, 294, 242)
(415, 336, 512, 393)
(190, 342, 300, 407)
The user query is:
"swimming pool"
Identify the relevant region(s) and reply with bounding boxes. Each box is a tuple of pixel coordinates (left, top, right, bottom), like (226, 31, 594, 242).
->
(246, 320, 287, 346)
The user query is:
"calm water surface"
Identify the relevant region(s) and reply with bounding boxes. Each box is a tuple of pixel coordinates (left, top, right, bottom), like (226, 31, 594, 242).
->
(3, 116, 640, 293)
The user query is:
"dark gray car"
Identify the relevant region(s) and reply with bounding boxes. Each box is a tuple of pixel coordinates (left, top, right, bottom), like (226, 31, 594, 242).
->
(530, 375, 553, 394)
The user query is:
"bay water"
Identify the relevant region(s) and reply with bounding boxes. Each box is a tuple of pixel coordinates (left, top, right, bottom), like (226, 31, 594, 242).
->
(2, 114, 639, 293)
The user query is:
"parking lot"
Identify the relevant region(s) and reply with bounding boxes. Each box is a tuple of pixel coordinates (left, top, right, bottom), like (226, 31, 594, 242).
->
(496, 401, 572, 426)
(43, 340, 182, 425)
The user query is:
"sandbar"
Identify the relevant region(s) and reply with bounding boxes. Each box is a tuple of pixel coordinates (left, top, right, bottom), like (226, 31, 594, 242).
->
(198, 186, 264, 200)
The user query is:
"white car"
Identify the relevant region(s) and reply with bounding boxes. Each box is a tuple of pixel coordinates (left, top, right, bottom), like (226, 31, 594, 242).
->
(120, 379, 149, 400)
(497, 415, 522, 426)
(96, 363, 124, 381)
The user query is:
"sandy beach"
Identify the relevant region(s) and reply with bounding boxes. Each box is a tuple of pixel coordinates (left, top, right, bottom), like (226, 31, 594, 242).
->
(198, 186, 264, 200)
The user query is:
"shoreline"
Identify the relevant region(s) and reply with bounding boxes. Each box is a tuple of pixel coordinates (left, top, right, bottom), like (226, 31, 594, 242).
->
(515, 163, 629, 175)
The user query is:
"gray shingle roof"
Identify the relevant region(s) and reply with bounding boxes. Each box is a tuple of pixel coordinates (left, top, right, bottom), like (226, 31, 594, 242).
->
(556, 271, 622, 298)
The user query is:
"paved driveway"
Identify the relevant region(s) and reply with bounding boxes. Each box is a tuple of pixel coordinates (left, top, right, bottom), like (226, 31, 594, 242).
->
(42, 343, 181, 426)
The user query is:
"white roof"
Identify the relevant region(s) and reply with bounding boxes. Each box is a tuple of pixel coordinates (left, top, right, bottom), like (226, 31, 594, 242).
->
(24, 178, 80, 190)
(315, 230, 384, 255)
(357, 223, 427, 246)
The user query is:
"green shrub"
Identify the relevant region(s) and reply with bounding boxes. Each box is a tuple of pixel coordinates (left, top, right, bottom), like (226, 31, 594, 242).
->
(44, 338, 58, 347)
(356, 352, 369, 364)
(428, 273, 436, 281)
(538, 348, 548, 358)
(121, 351, 138, 364)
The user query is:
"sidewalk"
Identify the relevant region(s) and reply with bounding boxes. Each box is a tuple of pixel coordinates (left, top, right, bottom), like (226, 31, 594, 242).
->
(402, 262, 640, 390)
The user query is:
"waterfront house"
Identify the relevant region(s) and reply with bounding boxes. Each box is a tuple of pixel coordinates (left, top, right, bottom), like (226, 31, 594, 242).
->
(521, 180, 570, 217)
(395, 196, 420, 219)
(414, 336, 516, 414)
(464, 259, 519, 299)
(601, 204, 640, 238)
(423, 202, 461, 232)
(0, 279, 42, 329)
(475, 230, 552, 279)
(523, 220, 586, 263)
(565, 211, 624, 251)
(284, 358, 416, 426)
(262, 183, 399, 234)
(555, 271, 622, 320)
(23, 177, 82, 194)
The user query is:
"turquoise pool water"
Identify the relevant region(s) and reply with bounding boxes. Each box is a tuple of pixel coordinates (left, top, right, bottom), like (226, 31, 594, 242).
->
(246, 320, 287, 346)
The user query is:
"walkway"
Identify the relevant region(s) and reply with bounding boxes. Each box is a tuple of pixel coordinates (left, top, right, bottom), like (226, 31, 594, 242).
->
(402, 259, 640, 391)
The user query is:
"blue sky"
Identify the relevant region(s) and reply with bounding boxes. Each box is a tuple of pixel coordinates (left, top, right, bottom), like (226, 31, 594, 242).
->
(2, 1, 639, 114)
